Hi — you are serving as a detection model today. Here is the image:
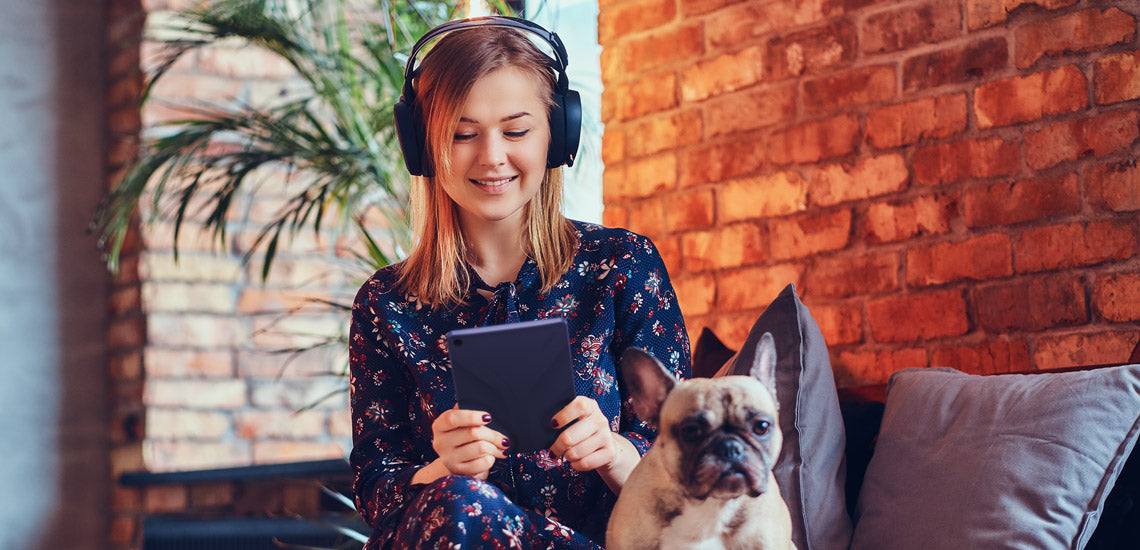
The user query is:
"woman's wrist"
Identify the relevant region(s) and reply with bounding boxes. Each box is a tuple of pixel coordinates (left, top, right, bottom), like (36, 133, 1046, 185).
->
(411, 458, 451, 486)
(598, 433, 641, 494)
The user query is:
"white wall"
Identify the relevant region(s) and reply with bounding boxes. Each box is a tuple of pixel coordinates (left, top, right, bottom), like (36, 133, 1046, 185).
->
(0, 0, 110, 548)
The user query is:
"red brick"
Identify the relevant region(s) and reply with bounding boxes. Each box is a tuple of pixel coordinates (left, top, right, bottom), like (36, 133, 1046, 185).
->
(973, 274, 1088, 332)
(597, 0, 677, 42)
(665, 190, 715, 232)
(707, 0, 814, 50)
(932, 339, 1031, 375)
(675, 273, 717, 316)
(1086, 160, 1140, 213)
(147, 408, 231, 439)
(768, 209, 852, 260)
(810, 154, 909, 207)
(709, 311, 766, 350)
(867, 289, 970, 342)
(250, 314, 343, 349)
(622, 23, 704, 72)
(706, 84, 798, 136)
(1014, 220, 1140, 273)
(1015, 8, 1136, 68)
(249, 377, 347, 410)
(602, 128, 625, 166)
(1093, 272, 1140, 322)
(625, 111, 703, 158)
(626, 197, 666, 235)
(765, 21, 857, 81)
(768, 115, 860, 166)
(109, 316, 145, 350)
(681, 139, 766, 186)
(966, 0, 1079, 30)
(836, 348, 928, 385)
(903, 37, 1008, 92)
(1033, 330, 1140, 369)
(718, 171, 809, 223)
(657, 236, 683, 276)
(811, 303, 864, 345)
(907, 233, 1013, 287)
(913, 136, 1020, 185)
(682, 0, 749, 17)
(1095, 50, 1140, 105)
(145, 485, 188, 514)
(803, 64, 896, 114)
(1024, 109, 1140, 170)
(603, 204, 628, 228)
(252, 441, 346, 464)
(110, 515, 138, 545)
(236, 409, 327, 439)
(867, 94, 967, 149)
(611, 153, 676, 200)
(963, 172, 1081, 228)
(681, 223, 767, 271)
(974, 65, 1088, 128)
(612, 72, 677, 122)
(804, 251, 900, 298)
(189, 482, 236, 509)
(861, 2, 962, 54)
(680, 46, 765, 103)
(862, 193, 956, 244)
(717, 264, 806, 312)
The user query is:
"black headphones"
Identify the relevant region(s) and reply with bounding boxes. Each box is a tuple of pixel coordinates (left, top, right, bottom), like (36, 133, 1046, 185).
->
(393, 16, 582, 177)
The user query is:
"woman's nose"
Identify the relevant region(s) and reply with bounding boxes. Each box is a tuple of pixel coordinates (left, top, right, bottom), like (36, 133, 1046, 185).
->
(477, 134, 507, 166)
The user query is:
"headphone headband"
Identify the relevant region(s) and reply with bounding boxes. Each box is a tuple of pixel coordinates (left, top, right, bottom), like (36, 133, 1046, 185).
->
(402, 16, 570, 101)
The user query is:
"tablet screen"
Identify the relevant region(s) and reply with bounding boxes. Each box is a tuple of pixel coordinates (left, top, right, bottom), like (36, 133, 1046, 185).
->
(447, 317, 577, 453)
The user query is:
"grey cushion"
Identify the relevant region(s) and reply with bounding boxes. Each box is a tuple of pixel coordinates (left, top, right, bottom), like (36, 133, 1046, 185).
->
(726, 283, 853, 550)
(851, 365, 1140, 550)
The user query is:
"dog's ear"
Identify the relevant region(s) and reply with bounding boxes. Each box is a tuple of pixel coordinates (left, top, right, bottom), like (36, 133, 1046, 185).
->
(620, 347, 676, 426)
(749, 332, 778, 400)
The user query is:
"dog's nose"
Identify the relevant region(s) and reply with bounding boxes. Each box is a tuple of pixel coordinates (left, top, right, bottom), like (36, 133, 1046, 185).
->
(715, 439, 745, 461)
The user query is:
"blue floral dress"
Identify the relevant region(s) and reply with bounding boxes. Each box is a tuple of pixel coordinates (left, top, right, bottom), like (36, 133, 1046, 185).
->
(349, 221, 690, 549)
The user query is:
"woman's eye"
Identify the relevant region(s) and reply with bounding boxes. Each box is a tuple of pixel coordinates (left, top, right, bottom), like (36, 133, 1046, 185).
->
(505, 129, 530, 138)
(453, 133, 475, 142)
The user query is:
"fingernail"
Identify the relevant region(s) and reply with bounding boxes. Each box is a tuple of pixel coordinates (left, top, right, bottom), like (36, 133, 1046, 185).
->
(550, 418, 559, 428)
(483, 414, 492, 423)
(502, 437, 511, 448)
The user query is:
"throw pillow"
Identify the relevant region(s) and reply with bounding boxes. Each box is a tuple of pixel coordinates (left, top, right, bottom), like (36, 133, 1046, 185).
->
(726, 283, 853, 550)
(691, 326, 737, 379)
(851, 365, 1140, 550)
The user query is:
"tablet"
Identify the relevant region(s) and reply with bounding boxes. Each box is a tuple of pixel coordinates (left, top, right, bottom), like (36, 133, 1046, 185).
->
(446, 317, 577, 453)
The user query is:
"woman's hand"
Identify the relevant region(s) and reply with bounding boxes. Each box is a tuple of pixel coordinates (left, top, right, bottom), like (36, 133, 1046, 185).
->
(549, 396, 640, 493)
(414, 407, 509, 484)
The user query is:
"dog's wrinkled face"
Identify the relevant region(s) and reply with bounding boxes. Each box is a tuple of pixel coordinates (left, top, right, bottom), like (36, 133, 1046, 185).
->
(658, 377, 782, 500)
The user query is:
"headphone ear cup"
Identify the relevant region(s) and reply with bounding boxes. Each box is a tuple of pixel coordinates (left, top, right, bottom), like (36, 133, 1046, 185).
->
(547, 88, 582, 169)
(394, 97, 431, 177)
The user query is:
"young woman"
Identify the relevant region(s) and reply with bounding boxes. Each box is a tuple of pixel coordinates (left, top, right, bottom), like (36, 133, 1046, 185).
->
(349, 18, 689, 549)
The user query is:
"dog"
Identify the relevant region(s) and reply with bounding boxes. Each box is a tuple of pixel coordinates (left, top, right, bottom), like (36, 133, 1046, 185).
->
(606, 333, 795, 550)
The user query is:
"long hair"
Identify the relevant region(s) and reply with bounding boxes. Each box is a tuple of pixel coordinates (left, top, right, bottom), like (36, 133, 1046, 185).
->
(395, 25, 577, 308)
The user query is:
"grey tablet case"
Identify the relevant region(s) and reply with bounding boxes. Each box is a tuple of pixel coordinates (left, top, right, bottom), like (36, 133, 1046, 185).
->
(446, 317, 577, 453)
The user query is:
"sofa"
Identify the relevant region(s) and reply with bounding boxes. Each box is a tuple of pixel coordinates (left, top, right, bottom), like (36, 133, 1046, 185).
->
(692, 283, 1140, 550)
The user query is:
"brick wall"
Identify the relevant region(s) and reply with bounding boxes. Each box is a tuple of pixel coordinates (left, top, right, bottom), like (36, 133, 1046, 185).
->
(598, 0, 1140, 385)
(106, 0, 147, 546)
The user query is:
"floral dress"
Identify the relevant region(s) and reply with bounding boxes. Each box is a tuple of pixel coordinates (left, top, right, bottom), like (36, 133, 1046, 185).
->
(349, 221, 690, 549)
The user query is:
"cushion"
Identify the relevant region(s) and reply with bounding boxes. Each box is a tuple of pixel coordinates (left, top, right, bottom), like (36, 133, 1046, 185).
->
(691, 326, 736, 379)
(723, 283, 853, 550)
(851, 365, 1140, 550)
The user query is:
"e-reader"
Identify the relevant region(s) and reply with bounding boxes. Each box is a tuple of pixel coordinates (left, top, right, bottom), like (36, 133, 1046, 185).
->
(446, 317, 577, 453)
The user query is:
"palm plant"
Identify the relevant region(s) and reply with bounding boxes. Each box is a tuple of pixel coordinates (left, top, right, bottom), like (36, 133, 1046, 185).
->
(94, 0, 512, 278)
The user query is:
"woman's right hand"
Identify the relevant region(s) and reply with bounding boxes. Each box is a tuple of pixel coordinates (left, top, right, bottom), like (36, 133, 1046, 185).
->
(419, 407, 510, 482)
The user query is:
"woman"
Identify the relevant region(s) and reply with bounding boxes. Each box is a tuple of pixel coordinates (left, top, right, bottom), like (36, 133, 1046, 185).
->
(349, 18, 689, 549)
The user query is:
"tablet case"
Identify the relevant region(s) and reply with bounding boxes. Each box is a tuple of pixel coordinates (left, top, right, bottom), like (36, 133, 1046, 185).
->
(447, 317, 577, 453)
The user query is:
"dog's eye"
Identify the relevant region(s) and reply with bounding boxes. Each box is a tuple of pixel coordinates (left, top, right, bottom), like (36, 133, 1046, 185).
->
(679, 423, 704, 443)
(752, 420, 771, 436)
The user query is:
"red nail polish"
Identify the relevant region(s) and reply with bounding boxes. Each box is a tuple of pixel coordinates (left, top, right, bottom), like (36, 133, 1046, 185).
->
(550, 418, 559, 428)
(502, 438, 511, 448)
(483, 414, 492, 423)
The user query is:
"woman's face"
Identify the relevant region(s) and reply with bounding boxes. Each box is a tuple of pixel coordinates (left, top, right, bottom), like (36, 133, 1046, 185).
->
(440, 65, 551, 232)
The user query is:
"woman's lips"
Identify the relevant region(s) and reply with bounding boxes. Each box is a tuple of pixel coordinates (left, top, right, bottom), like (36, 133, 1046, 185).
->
(469, 175, 517, 193)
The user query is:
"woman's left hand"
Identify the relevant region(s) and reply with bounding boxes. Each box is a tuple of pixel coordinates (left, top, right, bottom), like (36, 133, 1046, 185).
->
(549, 396, 640, 492)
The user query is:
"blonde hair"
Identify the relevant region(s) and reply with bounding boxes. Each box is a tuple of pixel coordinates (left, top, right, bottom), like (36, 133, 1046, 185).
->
(396, 26, 577, 308)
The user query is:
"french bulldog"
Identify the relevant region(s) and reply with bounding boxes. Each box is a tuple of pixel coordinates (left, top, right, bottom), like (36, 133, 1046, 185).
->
(607, 333, 795, 550)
